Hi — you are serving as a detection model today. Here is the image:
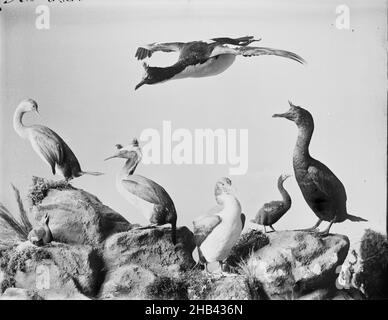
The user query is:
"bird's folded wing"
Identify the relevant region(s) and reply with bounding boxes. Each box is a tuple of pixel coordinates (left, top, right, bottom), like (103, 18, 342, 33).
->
(263, 201, 282, 213)
(135, 42, 185, 60)
(32, 127, 64, 171)
(193, 214, 222, 247)
(209, 45, 305, 64)
(308, 165, 341, 198)
(121, 176, 170, 205)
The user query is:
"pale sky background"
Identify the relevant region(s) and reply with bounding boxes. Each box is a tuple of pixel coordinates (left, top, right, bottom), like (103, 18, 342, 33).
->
(0, 0, 386, 246)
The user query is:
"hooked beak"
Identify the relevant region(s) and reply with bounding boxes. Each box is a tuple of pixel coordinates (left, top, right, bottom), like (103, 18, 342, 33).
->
(135, 80, 146, 91)
(283, 174, 292, 180)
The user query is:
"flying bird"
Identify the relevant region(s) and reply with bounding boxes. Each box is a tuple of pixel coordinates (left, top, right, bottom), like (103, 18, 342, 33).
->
(13, 99, 103, 181)
(193, 177, 245, 273)
(105, 138, 178, 244)
(273, 101, 367, 235)
(251, 174, 292, 233)
(134, 35, 305, 90)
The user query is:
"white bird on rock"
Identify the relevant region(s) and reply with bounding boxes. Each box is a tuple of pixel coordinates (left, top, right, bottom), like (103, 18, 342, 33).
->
(13, 99, 103, 181)
(134, 35, 305, 89)
(105, 138, 178, 244)
(193, 177, 245, 273)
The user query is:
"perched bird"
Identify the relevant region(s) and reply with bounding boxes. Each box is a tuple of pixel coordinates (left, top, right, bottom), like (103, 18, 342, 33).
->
(134, 35, 305, 90)
(13, 99, 103, 181)
(105, 138, 177, 244)
(251, 174, 292, 233)
(273, 101, 367, 235)
(28, 213, 53, 246)
(193, 177, 245, 273)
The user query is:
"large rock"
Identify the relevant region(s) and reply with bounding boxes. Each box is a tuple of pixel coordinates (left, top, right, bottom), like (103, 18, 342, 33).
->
(243, 230, 349, 299)
(99, 264, 156, 300)
(0, 241, 102, 298)
(103, 227, 196, 275)
(28, 177, 131, 247)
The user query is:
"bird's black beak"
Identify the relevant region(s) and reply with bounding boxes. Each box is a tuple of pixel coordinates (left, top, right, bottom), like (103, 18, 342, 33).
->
(135, 80, 146, 91)
(104, 153, 119, 161)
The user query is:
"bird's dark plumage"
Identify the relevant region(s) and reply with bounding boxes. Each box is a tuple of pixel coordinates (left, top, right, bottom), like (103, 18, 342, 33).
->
(134, 36, 305, 89)
(251, 175, 291, 231)
(273, 102, 367, 234)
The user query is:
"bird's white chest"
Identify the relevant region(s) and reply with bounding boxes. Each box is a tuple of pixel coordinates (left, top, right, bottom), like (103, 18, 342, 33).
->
(116, 177, 155, 222)
(200, 199, 242, 262)
(172, 54, 236, 79)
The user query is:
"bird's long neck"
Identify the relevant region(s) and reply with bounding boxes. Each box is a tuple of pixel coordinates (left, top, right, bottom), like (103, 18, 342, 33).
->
(278, 179, 291, 206)
(293, 123, 314, 163)
(120, 156, 140, 178)
(13, 108, 28, 138)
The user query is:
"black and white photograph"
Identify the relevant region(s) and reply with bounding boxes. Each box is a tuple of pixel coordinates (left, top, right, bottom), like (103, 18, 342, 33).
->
(0, 0, 387, 307)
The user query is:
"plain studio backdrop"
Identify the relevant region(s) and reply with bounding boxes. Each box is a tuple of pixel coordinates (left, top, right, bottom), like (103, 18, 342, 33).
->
(0, 0, 386, 246)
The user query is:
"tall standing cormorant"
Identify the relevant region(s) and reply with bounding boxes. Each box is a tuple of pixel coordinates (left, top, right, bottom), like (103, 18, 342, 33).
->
(105, 138, 177, 244)
(273, 101, 367, 234)
(193, 177, 245, 273)
(134, 35, 305, 90)
(251, 174, 292, 233)
(13, 99, 103, 181)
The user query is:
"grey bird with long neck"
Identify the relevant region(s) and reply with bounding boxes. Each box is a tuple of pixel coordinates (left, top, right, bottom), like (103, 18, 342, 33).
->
(134, 35, 305, 90)
(13, 99, 103, 181)
(273, 101, 367, 235)
(105, 138, 178, 244)
(251, 174, 292, 233)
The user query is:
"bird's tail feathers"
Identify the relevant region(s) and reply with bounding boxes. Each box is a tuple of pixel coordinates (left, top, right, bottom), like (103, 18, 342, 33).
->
(254, 47, 306, 64)
(81, 171, 104, 176)
(346, 214, 367, 222)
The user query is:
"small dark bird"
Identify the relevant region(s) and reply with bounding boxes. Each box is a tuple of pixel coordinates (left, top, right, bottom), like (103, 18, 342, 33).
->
(105, 138, 178, 244)
(273, 101, 367, 235)
(28, 213, 53, 246)
(134, 35, 305, 90)
(13, 99, 103, 181)
(193, 177, 245, 274)
(251, 174, 292, 233)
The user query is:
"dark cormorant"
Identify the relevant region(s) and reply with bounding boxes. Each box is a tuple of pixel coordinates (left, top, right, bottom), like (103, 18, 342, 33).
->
(251, 174, 292, 232)
(273, 101, 367, 235)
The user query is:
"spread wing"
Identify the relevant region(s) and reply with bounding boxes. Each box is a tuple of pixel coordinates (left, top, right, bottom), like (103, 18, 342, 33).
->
(193, 214, 222, 247)
(209, 44, 305, 64)
(30, 126, 65, 174)
(211, 36, 260, 46)
(135, 42, 185, 60)
(121, 175, 174, 206)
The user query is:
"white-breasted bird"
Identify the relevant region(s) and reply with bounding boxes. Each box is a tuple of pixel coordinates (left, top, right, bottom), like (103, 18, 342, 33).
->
(193, 177, 245, 273)
(134, 35, 305, 90)
(105, 138, 178, 244)
(13, 99, 103, 181)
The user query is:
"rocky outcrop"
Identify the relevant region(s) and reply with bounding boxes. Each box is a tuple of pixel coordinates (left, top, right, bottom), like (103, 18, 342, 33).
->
(0, 241, 102, 299)
(1, 177, 364, 300)
(242, 230, 350, 299)
(29, 177, 131, 247)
